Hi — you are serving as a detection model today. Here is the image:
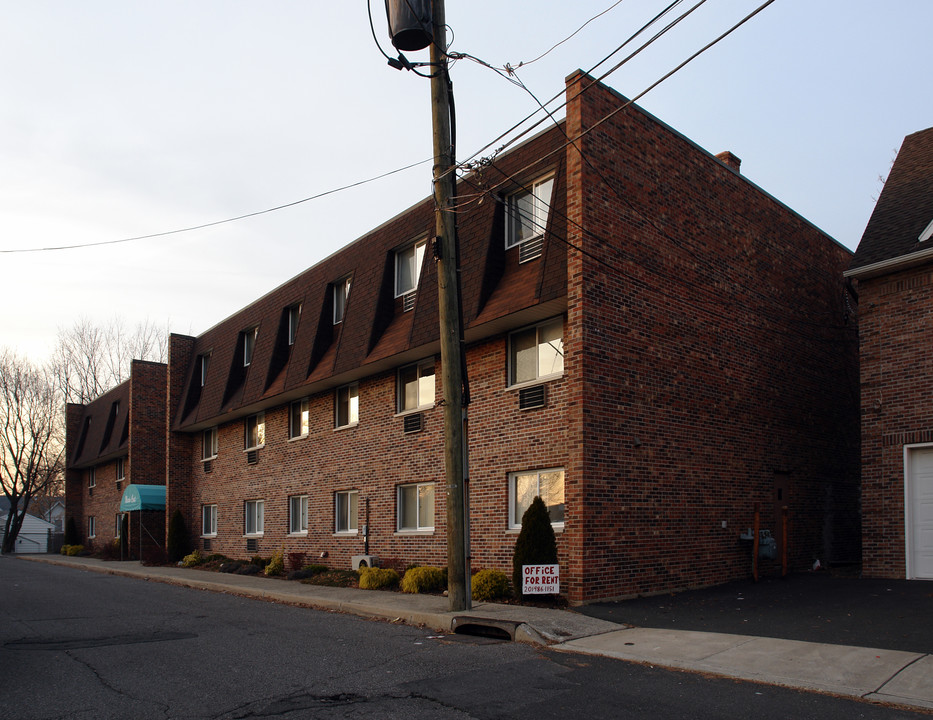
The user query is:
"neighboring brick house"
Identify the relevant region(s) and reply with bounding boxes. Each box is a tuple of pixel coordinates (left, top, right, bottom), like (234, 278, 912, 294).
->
(845, 126, 933, 580)
(65, 360, 167, 560)
(158, 71, 859, 604)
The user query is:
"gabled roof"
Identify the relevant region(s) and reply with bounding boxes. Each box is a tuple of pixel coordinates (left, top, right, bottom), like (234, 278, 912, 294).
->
(69, 381, 130, 469)
(848, 126, 933, 276)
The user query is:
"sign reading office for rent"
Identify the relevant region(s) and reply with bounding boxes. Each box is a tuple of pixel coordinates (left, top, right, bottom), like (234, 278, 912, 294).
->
(522, 564, 559, 594)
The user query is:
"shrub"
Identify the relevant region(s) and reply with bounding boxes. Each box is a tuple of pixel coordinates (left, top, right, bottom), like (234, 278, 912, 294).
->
(96, 538, 121, 561)
(358, 567, 400, 590)
(287, 564, 328, 581)
(512, 496, 558, 597)
(235, 564, 261, 575)
(166, 509, 189, 563)
(219, 560, 244, 573)
(204, 553, 229, 563)
(250, 555, 270, 569)
(265, 547, 285, 576)
(61, 544, 85, 556)
(300, 569, 359, 588)
(287, 552, 306, 572)
(400, 566, 446, 594)
(182, 549, 203, 568)
(472, 569, 511, 601)
(64, 516, 79, 546)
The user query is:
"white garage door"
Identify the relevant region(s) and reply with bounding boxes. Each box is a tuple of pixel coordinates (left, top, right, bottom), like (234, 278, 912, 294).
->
(907, 447, 933, 579)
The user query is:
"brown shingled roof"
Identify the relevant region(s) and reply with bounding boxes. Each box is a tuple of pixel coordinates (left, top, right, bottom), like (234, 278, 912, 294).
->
(173, 122, 569, 431)
(850, 126, 933, 271)
(69, 381, 130, 469)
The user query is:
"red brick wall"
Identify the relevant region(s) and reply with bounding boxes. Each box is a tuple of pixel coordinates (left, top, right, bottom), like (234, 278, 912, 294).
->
(129, 361, 167, 486)
(856, 265, 933, 577)
(184, 342, 571, 573)
(564, 72, 860, 601)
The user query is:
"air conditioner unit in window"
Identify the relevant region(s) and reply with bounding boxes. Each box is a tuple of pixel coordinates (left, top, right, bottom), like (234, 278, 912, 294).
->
(519, 384, 547, 410)
(403, 413, 423, 434)
(351, 555, 379, 570)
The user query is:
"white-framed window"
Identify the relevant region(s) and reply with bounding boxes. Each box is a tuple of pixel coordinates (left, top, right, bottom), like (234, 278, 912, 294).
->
(395, 239, 427, 297)
(116, 457, 125, 482)
(505, 175, 555, 248)
(397, 482, 434, 532)
(287, 304, 301, 346)
(88, 467, 96, 489)
(202, 504, 218, 536)
(509, 468, 565, 529)
(115, 512, 127, 539)
(202, 427, 218, 461)
(335, 383, 359, 428)
(289, 399, 309, 439)
(243, 328, 257, 367)
(244, 500, 264, 536)
(87, 515, 96, 539)
(245, 413, 265, 450)
(333, 276, 351, 324)
(397, 359, 435, 413)
(289, 495, 308, 534)
(199, 353, 211, 387)
(335, 490, 359, 533)
(508, 316, 564, 386)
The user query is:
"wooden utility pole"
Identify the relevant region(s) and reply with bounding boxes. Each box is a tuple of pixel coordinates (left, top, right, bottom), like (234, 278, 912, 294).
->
(428, 0, 470, 611)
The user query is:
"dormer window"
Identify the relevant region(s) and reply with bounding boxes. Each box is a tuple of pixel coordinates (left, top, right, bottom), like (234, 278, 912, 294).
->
(334, 277, 351, 324)
(199, 354, 210, 387)
(506, 175, 554, 261)
(395, 239, 426, 301)
(919, 218, 933, 243)
(287, 305, 301, 345)
(243, 328, 257, 367)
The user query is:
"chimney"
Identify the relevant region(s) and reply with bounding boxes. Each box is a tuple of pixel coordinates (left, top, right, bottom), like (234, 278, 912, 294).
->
(716, 151, 741, 173)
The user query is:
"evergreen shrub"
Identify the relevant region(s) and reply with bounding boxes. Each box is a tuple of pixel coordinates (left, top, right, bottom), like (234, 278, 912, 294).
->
(511, 496, 558, 597)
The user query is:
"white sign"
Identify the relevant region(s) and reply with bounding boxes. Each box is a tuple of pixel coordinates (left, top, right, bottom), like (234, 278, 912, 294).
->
(522, 564, 559, 594)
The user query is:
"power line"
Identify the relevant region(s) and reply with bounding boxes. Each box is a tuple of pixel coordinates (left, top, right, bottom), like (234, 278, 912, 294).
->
(0, 158, 432, 254)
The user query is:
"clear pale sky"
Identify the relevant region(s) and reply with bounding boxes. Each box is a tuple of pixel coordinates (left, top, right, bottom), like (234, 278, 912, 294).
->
(2, 1, 930, 361)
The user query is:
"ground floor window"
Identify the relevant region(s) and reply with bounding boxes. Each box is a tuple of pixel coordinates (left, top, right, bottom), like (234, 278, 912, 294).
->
(397, 482, 434, 531)
(289, 495, 308, 534)
(115, 512, 127, 539)
(244, 500, 264, 536)
(87, 515, 96, 539)
(509, 468, 565, 529)
(202, 504, 217, 536)
(335, 490, 359, 533)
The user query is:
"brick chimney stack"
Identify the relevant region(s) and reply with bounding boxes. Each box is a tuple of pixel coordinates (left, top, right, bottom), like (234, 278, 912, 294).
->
(716, 150, 741, 173)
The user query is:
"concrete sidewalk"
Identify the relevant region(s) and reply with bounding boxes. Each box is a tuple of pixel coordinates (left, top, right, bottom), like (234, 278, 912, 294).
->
(20, 555, 933, 712)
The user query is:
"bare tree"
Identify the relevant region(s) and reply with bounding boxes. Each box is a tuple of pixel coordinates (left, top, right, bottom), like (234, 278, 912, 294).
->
(0, 350, 63, 553)
(54, 316, 168, 404)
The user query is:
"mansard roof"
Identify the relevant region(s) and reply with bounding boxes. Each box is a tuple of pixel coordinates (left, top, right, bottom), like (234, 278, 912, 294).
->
(849, 126, 933, 276)
(173, 123, 569, 430)
(69, 381, 130, 469)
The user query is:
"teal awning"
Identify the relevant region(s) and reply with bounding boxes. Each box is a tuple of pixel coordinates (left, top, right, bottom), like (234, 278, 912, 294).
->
(119, 484, 166, 511)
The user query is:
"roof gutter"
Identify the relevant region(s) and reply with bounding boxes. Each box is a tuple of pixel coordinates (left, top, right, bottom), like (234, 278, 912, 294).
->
(844, 245, 933, 280)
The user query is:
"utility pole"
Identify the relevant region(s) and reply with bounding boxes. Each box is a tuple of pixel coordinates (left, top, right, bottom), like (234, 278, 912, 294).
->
(384, 0, 469, 611)
(428, 0, 470, 612)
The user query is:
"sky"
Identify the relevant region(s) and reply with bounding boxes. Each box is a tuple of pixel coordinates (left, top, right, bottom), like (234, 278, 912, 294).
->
(2, 1, 931, 362)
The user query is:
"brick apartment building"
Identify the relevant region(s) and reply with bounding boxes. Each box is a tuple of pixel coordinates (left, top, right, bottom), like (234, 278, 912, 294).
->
(65, 360, 167, 560)
(845, 126, 933, 580)
(66, 72, 860, 603)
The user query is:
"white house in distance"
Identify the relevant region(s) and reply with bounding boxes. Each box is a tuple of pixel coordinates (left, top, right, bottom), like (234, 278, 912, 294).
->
(0, 507, 56, 553)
